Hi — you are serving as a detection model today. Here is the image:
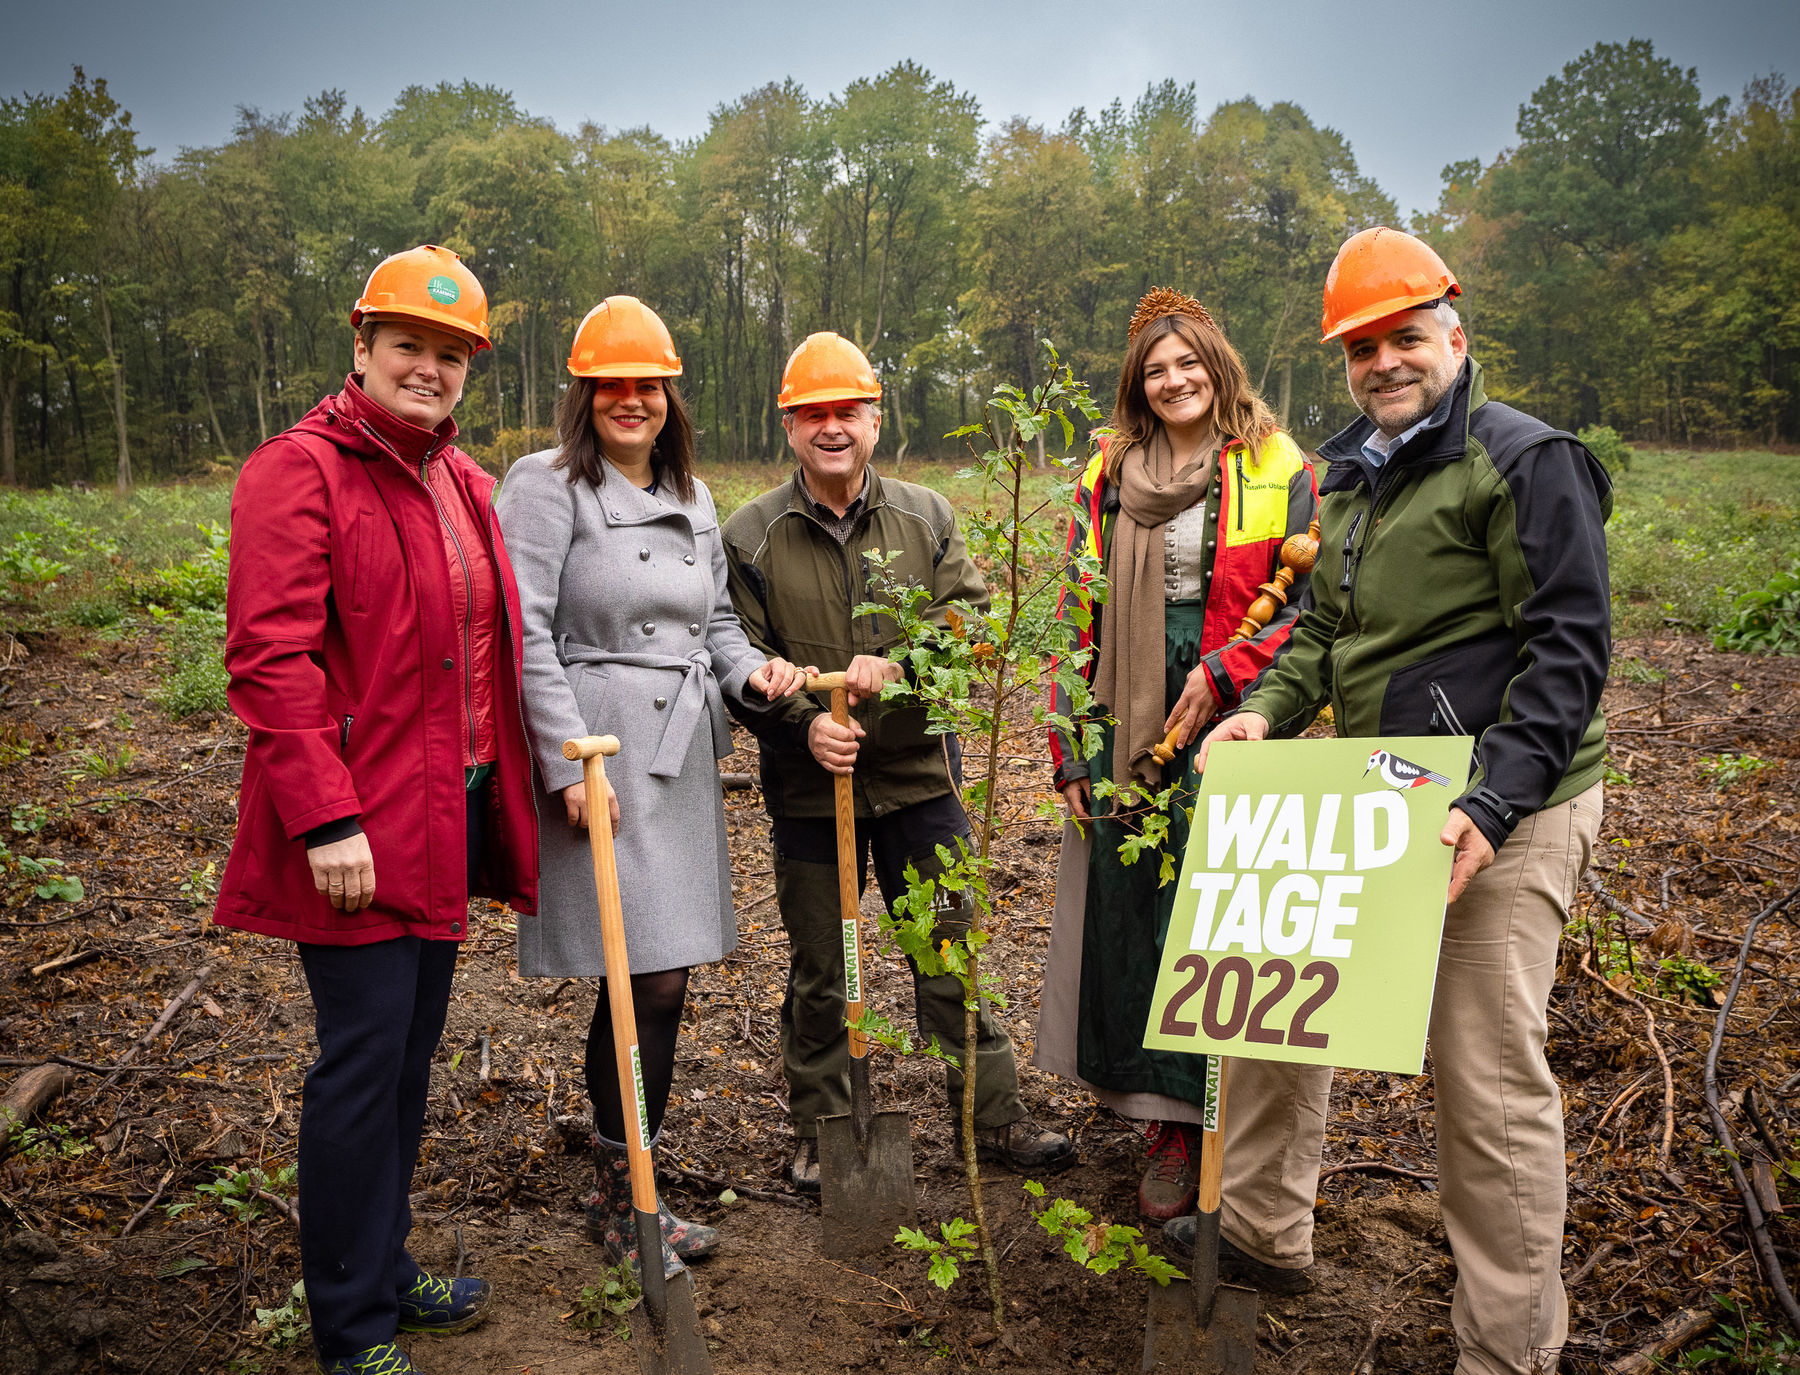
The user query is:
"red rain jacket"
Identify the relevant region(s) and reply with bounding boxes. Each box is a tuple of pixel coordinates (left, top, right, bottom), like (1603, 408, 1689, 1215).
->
(215, 376, 538, 945)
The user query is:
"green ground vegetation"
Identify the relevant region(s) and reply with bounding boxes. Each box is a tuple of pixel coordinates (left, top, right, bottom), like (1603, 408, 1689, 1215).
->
(0, 446, 1794, 686)
(1604, 449, 1800, 639)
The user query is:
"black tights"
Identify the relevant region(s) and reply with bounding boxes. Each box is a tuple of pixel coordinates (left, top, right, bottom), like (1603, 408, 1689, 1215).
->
(584, 967, 690, 1146)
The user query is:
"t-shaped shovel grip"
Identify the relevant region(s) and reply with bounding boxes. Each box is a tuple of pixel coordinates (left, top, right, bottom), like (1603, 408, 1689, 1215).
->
(806, 673, 868, 1060)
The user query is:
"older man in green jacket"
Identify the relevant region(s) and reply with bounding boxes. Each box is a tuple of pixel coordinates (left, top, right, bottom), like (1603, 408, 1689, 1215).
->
(724, 332, 1074, 1192)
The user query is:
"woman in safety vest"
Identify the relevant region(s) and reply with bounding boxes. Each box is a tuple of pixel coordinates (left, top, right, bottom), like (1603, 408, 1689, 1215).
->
(495, 297, 808, 1278)
(1034, 288, 1319, 1221)
(215, 246, 538, 1375)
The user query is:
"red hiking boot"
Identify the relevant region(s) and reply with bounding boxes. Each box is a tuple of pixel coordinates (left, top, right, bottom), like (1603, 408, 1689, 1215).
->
(1137, 1121, 1199, 1221)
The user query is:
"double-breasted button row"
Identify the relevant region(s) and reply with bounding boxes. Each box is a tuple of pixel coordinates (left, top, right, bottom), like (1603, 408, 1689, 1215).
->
(642, 622, 655, 635)
(688, 623, 701, 636)
(639, 548, 651, 561)
(654, 697, 667, 710)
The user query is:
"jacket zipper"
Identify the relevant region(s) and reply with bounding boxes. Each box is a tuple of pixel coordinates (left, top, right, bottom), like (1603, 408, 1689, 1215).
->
(1234, 450, 1246, 531)
(485, 490, 538, 881)
(340, 714, 354, 750)
(353, 428, 477, 768)
(418, 457, 478, 767)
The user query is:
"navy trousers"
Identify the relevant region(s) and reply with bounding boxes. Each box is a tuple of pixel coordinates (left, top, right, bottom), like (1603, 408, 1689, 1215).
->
(296, 792, 483, 1357)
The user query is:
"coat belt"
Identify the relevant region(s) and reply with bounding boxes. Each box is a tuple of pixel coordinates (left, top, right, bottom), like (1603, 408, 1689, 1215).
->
(555, 636, 731, 779)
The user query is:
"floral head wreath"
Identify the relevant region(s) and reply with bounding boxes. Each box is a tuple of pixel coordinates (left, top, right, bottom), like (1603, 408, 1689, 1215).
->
(1127, 286, 1216, 340)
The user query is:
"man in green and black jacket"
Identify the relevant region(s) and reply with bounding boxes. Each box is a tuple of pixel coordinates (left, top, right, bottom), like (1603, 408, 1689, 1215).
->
(1185, 230, 1610, 1374)
(723, 331, 1074, 1193)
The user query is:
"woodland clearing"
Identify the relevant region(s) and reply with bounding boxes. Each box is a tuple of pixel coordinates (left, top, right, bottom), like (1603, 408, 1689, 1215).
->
(0, 454, 1797, 1374)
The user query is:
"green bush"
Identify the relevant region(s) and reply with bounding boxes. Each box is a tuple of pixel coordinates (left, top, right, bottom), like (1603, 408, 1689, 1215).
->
(139, 522, 228, 613)
(1578, 424, 1634, 475)
(155, 607, 229, 718)
(1713, 560, 1800, 655)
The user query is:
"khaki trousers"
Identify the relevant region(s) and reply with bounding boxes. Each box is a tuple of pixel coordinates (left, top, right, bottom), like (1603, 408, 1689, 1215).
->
(1223, 782, 1602, 1375)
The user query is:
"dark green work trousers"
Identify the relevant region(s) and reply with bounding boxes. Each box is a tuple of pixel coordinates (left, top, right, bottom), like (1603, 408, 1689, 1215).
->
(771, 792, 1023, 1137)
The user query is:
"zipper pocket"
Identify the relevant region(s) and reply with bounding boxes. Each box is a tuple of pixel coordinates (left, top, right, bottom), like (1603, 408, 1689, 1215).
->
(340, 714, 354, 750)
(1338, 511, 1365, 591)
(1235, 451, 1246, 531)
(1427, 681, 1465, 736)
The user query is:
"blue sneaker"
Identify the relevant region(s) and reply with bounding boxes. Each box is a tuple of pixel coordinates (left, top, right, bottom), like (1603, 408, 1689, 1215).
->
(316, 1344, 417, 1375)
(396, 1269, 493, 1335)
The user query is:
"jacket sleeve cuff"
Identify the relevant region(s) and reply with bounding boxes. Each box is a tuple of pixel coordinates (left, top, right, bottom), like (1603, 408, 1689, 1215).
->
(304, 816, 364, 849)
(1053, 759, 1090, 789)
(1201, 652, 1237, 708)
(1453, 785, 1521, 852)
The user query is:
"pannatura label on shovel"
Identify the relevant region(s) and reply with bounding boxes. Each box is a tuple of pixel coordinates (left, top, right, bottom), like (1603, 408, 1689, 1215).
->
(629, 1045, 649, 1150)
(1203, 1055, 1221, 1132)
(842, 919, 861, 1003)
(1143, 736, 1470, 1075)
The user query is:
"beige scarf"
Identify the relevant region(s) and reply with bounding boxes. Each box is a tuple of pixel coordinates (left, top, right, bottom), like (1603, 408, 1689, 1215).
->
(1092, 430, 1218, 790)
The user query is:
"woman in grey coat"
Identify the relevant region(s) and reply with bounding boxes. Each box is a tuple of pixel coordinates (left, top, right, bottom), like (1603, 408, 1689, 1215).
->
(495, 297, 805, 1277)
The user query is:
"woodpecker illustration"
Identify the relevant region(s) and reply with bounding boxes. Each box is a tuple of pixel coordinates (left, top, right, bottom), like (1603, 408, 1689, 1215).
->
(1364, 748, 1452, 790)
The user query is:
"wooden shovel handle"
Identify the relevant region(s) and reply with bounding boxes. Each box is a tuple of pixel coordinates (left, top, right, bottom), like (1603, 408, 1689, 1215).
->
(806, 671, 848, 691)
(822, 686, 870, 1060)
(565, 736, 657, 1216)
(1198, 1058, 1230, 1211)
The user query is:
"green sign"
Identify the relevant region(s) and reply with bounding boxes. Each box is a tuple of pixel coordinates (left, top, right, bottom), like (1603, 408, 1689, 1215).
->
(1142, 736, 1470, 1075)
(425, 274, 461, 304)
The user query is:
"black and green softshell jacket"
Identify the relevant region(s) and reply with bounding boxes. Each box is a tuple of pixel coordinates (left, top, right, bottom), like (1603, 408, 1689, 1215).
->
(1239, 358, 1613, 850)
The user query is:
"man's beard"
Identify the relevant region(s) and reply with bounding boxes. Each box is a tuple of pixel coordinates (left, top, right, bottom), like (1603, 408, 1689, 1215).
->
(1358, 363, 1454, 437)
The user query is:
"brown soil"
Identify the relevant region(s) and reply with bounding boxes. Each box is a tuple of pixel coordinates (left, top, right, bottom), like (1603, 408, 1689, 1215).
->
(0, 628, 1796, 1374)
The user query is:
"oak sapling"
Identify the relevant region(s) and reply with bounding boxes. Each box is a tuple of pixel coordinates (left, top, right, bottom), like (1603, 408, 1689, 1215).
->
(1022, 1181, 1185, 1285)
(849, 343, 1106, 1328)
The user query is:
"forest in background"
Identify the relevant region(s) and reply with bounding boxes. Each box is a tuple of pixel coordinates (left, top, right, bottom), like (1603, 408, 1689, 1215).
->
(1, 37, 1796, 489)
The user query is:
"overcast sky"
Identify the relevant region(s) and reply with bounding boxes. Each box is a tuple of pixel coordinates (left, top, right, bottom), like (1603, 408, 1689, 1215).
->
(5, 0, 1795, 219)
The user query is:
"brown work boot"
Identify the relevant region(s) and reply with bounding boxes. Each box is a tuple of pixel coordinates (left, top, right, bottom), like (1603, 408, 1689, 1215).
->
(1160, 1219, 1315, 1295)
(789, 1137, 820, 1195)
(974, 1116, 1076, 1174)
(1137, 1121, 1199, 1221)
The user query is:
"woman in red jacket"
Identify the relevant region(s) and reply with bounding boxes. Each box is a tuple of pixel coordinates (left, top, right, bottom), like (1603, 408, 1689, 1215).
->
(215, 246, 537, 1375)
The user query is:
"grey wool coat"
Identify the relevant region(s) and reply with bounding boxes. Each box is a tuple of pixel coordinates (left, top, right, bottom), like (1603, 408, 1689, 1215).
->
(495, 449, 768, 977)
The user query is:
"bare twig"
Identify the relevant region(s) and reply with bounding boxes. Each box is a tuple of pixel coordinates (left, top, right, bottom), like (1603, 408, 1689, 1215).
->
(253, 1187, 298, 1225)
(1701, 883, 1800, 1336)
(80, 965, 213, 1105)
(1351, 1261, 1429, 1375)
(121, 1168, 175, 1236)
(1318, 1160, 1438, 1184)
(662, 1164, 811, 1210)
(1578, 951, 1676, 1168)
(1604, 1306, 1716, 1374)
(1567, 1240, 1614, 1287)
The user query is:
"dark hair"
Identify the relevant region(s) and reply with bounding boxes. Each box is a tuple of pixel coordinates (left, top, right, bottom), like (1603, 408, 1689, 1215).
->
(1105, 313, 1278, 480)
(551, 376, 697, 503)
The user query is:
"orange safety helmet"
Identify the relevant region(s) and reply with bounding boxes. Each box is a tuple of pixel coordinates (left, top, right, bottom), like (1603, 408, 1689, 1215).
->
(351, 245, 491, 352)
(778, 332, 881, 410)
(567, 296, 683, 378)
(1320, 227, 1460, 343)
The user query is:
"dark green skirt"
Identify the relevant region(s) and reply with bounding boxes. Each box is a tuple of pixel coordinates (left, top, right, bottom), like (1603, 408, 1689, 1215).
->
(1075, 601, 1211, 1104)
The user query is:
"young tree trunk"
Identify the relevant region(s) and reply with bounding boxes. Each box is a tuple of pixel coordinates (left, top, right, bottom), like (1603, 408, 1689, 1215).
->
(97, 286, 132, 491)
(199, 353, 231, 458)
(1278, 357, 1293, 431)
(0, 366, 16, 485)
